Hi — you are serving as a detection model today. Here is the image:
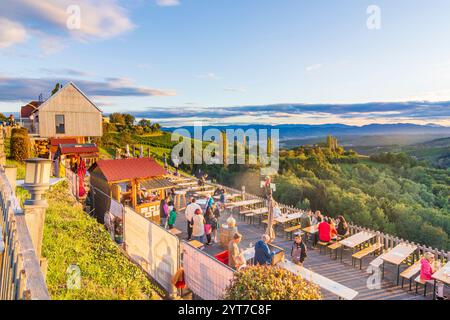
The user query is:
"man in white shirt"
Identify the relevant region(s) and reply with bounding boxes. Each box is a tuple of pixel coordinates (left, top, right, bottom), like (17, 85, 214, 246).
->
(185, 198, 202, 240)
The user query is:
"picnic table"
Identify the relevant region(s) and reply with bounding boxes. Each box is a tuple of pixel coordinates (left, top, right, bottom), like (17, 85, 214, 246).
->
(338, 231, 375, 261)
(193, 190, 215, 197)
(380, 243, 417, 285)
(432, 261, 450, 300)
(279, 260, 359, 300)
(303, 225, 319, 234)
(275, 212, 303, 224)
(245, 207, 269, 224)
(177, 181, 198, 187)
(226, 199, 263, 209)
(213, 193, 241, 201)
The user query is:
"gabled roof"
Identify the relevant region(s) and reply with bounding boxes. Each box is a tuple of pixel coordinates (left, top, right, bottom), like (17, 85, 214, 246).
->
(50, 138, 77, 146)
(91, 157, 167, 183)
(20, 101, 41, 118)
(59, 143, 99, 155)
(35, 82, 102, 114)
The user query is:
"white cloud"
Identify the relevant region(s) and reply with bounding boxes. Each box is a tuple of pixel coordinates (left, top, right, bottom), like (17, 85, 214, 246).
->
(156, 0, 181, 7)
(196, 72, 220, 80)
(0, 0, 135, 53)
(0, 18, 27, 48)
(306, 63, 323, 72)
(223, 87, 247, 93)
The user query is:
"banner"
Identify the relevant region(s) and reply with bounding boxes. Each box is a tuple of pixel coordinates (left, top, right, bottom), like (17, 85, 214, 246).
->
(124, 207, 179, 294)
(182, 242, 235, 300)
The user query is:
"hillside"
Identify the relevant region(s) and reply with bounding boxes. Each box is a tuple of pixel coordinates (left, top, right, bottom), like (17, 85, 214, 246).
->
(41, 182, 161, 300)
(198, 140, 450, 251)
(351, 136, 450, 169)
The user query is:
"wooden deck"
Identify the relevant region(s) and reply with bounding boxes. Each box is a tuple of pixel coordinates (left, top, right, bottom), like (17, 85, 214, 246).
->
(173, 208, 444, 300)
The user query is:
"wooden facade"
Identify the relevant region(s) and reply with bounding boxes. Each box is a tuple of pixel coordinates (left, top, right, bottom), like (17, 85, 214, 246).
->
(22, 82, 102, 139)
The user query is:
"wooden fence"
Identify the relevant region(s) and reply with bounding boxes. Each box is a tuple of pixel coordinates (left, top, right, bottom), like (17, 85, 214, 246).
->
(0, 169, 50, 300)
(198, 177, 450, 262)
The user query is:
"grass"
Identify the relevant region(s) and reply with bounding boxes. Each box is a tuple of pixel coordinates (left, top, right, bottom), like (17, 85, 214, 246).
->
(41, 181, 161, 300)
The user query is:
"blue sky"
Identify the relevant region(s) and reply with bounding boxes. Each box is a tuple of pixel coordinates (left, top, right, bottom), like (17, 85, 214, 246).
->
(1, 0, 450, 126)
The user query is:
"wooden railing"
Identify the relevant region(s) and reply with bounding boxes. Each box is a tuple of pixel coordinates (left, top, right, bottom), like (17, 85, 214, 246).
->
(0, 169, 50, 300)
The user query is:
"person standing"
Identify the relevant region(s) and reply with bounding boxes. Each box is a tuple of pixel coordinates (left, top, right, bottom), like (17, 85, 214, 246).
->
(228, 233, 243, 269)
(168, 206, 177, 229)
(192, 208, 206, 243)
(212, 203, 221, 243)
(300, 210, 312, 229)
(160, 196, 169, 228)
(185, 198, 201, 240)
(291, 234, 307, 266)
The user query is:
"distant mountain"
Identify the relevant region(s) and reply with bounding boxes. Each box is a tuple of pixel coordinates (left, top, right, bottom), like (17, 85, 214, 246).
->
(164, 123, 450, 147)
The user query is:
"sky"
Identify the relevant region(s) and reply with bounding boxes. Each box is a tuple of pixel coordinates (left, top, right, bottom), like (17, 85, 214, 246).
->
(1, 0, 450, 126)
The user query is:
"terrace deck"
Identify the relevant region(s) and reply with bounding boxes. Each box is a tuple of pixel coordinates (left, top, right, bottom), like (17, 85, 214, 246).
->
(173, 207, 436, 300)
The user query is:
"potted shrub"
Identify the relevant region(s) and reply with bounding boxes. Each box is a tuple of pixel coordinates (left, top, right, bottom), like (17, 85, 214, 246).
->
(224, 265, 322, 300)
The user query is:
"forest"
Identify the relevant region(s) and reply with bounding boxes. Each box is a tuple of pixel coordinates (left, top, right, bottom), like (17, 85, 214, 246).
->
(199, 136, 450, 251)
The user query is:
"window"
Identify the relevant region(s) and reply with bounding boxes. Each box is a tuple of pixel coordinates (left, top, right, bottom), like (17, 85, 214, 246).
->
(55, 115, 65, 134)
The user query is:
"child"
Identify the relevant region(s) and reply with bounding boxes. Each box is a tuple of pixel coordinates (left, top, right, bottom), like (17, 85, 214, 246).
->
(168, 207, 177, 230)
(291, 234, 307, 265)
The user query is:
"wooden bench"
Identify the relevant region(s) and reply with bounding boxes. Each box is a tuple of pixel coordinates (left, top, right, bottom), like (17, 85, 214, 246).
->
(414, 275, 429, 297)
(328, 242, 342, 260)
(284, 225, 302, 240)
(239, 209, 253, 220)
(168, 228, 182, 236)
(352, 243, 383, 269)
(400, 261, 421, 290)
(317, 241, 330, 255)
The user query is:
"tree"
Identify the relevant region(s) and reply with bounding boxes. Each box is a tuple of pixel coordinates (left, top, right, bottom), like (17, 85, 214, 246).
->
(224, 265, 322, 300)
(109, 113, 126, 125)
(124, 114, 135, 126)
(51, 83, 62, 96)
(10, 127, 32, 161)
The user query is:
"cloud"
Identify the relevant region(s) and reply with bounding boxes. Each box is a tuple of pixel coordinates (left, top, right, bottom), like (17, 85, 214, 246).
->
(39, 68, 94, 77)
(124, 101, 450, 125)
(0, 18, 27, 48)
(156, 0, 181, 6)
(196, 72, 220, 80)
(0, 0, 134, 53)
(306, 64, 323, 72)
(0, 76, 176, 101)
(223, 87, 247, 93)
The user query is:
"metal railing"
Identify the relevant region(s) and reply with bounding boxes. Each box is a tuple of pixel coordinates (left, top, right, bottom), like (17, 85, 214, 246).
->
(0, 170, 50, 300)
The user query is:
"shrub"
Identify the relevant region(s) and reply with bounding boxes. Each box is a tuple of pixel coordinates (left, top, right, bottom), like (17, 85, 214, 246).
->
(223, 265, 322, 300)
(10, 127, 32, 161)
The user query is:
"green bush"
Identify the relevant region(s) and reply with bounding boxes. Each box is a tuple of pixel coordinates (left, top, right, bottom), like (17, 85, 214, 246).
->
(10, 127, 31, 161)
(224, 265, 322, 300)
(42, 181, 161, 300)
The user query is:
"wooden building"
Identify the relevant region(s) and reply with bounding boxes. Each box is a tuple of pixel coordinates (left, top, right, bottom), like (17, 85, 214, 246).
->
(20, 82, 102, 141)
(53, 143, 100, 176)
(89, 157, 175, 224)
